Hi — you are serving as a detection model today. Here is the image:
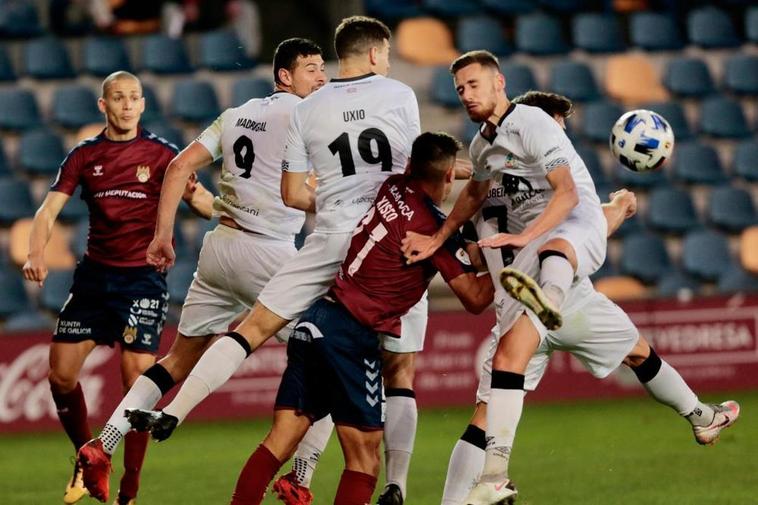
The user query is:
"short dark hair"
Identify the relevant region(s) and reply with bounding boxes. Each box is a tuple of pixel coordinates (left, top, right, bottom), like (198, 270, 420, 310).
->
(334, 16, 391, 60)
(512, 91, 574, 119)
(449, 50, 500, 75)
(273, 38, 322, 85)
(409, 132, 462, 182)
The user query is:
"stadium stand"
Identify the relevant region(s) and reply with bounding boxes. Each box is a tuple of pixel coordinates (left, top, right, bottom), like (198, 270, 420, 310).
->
(646, 187, 699, 235)
(200, 30, 255, 71)
(0, 269, 31, 317)
(167, 259, 197, 304)
(717, 265, 758, 294)
(423, 0, 482, 17)
(364, 0, 423, 21)
(0, 88, 41, 130)
(52, 85, 102, 129)
(83, 36, 133, 76)
(671, 142, 728, 185)
(430, 66, 460, 107)
(171, 80, 221, 124)
(629, 12, 684, 50)
(395, 17, 459, 65)
(734, 140, 758, 181)
(39, 269, 75, 312)
(142, 34, 193, 74)
(657, 270, 701, 298)
(571, 13, 625, 53)
(0, 178, 35, 225)
(687, 6, 740, 48)
(57, 188, 90, 224)
(0, 0, 41, 37)
(620, 232, 671, 284)
(663, 57, 715, 98)
(18, 128, 67, 177)
(140, 84, 164, 124)
(24, 36, 75, 79)
(724, 55, 758, 96)
(0, 45, 15, 81)
(0, 141, 9, 177)
(682, 229, 732, 281)
(548, 61, 600, 102)
(515, 13, 569, 55)
(605, 54, 668, 105)
(8, 219, 75, 270)
(640, 101, 692, 140)
(456, 16, 511, 56)
(502, 63, 538, 98)
(481, 0, 536, 15)
(699, 96, 751, 139)
(581, 100, 623, 142)
(594, 275, 647, 301)
(144, 121, 185, 149)
(748, 5, 758, 43)
(231, 77, 274, 107)
(742, 226, 758, 273)
(707, 186, 757, 233)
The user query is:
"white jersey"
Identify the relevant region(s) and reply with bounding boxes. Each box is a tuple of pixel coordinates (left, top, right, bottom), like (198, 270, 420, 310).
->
(470, 103, 601, 232)
(197, 91, 305, 241)
(282, 73, 420, 233)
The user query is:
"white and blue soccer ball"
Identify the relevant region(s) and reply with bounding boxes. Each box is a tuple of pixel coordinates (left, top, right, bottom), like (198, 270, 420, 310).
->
(609, 109, 675, 172)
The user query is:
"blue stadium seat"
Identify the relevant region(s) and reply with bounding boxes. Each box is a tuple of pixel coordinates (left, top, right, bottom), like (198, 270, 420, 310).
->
(172, 80, 220, 124)
(0, 1, 41, 38)
(640, 102, 693, 140)
(18, 128, 66, 176)
(167, 260, 196, 304)
(548, 61, 599, 102)
(620, 232, 671, 284)
(364, 0, 423, 20)
(630, 12, 684, 51)
(572, 13, 625, 53)
(0, 88, 41, 130)
(200, 30, 254, 71)
(71, 219, 88, 258)
(142, 35, 192, 74)
(515, 13, 569, 55)
(538, 0, 585, 12)
(0, 140, 10, 177)
(481, 0, 536, 15)
(575, 144, 606, 186)
(615, 213, 643, 238)
(462, 117, 481, 143)
(717, 265, 758, 294)
(140, 84, 163, 124)
(456, 16, 511, 56)
(0, 45, 15, 81)
(614, 163, 667, 188)
(502, 63, 537, 99)
(24, 36, 75, 79)
(682, 229, 732, 281)
(52, 85, 101, 129)
(671, 141, 727, 185)
(143, 121, 184, 150)
(424, 0, 482, 17)
(687, 6, 740, 49)
(231, 77, 273, 107)
(3, 309, 52, 331)
(646, 187, 699, 234)
(707, 186, 756, 233)
(748, 6, 758, 43)
(0, 268, 31, 317)
(430, 67, 459, 108)
(83, 36, 131, 76)
(0, 177, 35, 225)
(724, 55, 758, 96)
(699, 96, 750, 139)
(663, 57, 714, 98)
(40, 269, 74, 312)
(733, 140, 758, 181)
(590, 256, 617, 282)
(657, 270, 701, 298)
(58, 187, 89, 224)
(580, 100, 623, 142)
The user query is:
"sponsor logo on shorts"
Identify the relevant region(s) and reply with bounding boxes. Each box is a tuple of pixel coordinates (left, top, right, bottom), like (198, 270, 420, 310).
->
(56, 320, 92, 336)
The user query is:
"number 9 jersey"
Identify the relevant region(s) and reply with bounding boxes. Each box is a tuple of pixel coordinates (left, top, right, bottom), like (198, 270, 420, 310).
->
(197, 91, 306, 241)
(281, 73, 420, 234)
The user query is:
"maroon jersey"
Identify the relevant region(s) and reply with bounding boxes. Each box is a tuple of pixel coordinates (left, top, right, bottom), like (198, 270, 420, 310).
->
(331, 174, 473, 336)
(51, 128, 179, 267)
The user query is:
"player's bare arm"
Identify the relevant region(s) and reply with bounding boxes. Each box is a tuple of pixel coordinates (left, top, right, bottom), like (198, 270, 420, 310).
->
(479, 165, 578, 249)
(602, 188, 637, 238)
(402, 177, 490, 264)
(181, 172, 214, 220)
(22, 191, 70, 286)
(281, 170, 316, 212)
(447, 271, 494, 314)
(454, 158, 473, 179)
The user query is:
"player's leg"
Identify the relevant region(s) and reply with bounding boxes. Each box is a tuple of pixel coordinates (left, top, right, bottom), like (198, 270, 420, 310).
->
(335, 426, 383, 505)
(441, 403, 487, 505)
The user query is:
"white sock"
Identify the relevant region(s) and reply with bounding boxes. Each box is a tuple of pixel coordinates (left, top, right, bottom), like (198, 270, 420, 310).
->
(384, 393, 417, 497)
(441, 425, 486, 505)
(644, 360, 714, 425)
(481, 387, 524, 480)
(99, 375, 163, 455)
(292, 415, 335, 487)
(539, 254, 574, 308)
(163, 336, 248, 423)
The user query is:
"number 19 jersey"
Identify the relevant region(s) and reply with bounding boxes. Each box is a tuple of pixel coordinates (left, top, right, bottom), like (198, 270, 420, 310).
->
(197, 91, 305, 241)
(282, 73, 421, 234)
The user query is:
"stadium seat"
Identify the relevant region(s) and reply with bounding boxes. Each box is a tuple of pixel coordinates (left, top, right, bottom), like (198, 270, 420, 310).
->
(616, 211, 643, 238)
(456, 16, 511, 56)
(83, 36, 132, 76)
(0, 1, 41, 38)
(663, 57, 714, 98)
(140, 84, 163, 124)
(594, 275, 648, 301)
(572, 13, 625, 53)
(575, 144, 606, 186)
(231, 77, 273, 107)
(502, 63, 538, 99)
(142, 34, 193, 74)
(364, 0, 423, 21)
(18, 128, 66, 176)
(748, 6, 758, 43)
(687, 6, 740, 48)
(639, 102, 692, 140)
(620, 232, 671, 284)
(741, 226, 758, 273)
(0, 88, 41, 130)
(143, 121, 184, 150)
(515, 13, 569, 55)
(0, 140, 9, 177)
(733, 140, 758, 181)
(430, 67, 459, 108)
(480, 0, 536, 15)
(657, 270, 701, 298)
(613, 162, 667, 188)
(629, 12, 684, 51)
(0, 177, 35, 225)
(395, 18, 459, 66)
(52, 85, 101, 129)
(58, 187, 89, 224)
(9, 218, 76, 270)
(646, 187, 699, 234)
(548, 61, 599, 102)
(167, 260, 196, 304)
(76, 123, 104, 143)
(40, 269, 75, 312)
(0, 269, 31, 317)
(462, 117, 481, 143)
(699, 96, 750, 139)
(71, 219, 88, 259)
(708, 186, 756, 233)
(172, 80, 220, 124)
(671, 141, 727, 185)
(724, 55, 758, 96)
(605, 54, 668, 105)
(4, 310, 53, 331)
(682, 229, 732, 281)
(538, 0, 586, 12)
(0, 45, 15, 81)
(24, 36, 75, 79)
(200, 30, 254, 71)
(590, 256, 617, 281)
(423, 0, 482, 17)
(717, 265, 758, 294)
(580, 100, 623, 142)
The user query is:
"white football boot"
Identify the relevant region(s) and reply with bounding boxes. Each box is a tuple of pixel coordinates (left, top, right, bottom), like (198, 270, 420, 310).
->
(693, 400, 740, 445)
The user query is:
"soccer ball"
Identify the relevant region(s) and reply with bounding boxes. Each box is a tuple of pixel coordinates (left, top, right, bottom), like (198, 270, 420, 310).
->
(609, 109, 675, 172)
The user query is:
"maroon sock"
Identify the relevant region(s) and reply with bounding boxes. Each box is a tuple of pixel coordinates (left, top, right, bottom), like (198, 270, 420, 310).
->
(230, 445, 283, 505)
(334, 470, 377, 505)
(118, 431, 149, 499)
(51, 382, 92, 451)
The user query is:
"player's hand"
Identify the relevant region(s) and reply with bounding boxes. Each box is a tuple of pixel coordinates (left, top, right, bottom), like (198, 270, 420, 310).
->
(609, 188, 637, 218)
(22, 255, 48, 287)
(454, 158, 473, 180)
(402, 231, 441, 264)
(478, 232, 530, 249)
(146, 236, 176, 272)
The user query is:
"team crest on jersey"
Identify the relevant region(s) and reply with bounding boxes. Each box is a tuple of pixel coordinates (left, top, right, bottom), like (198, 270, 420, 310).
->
(122, 326, 138, 344)
(136, 165, 151, 183)
(503, 153, 517, 169)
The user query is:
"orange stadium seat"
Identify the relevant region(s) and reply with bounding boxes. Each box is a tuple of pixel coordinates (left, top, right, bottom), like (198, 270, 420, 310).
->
(605, 54, 668, 106)
(594, 275, 648, 301)
(9, 218, 76, 271)
(76, 123, 104, 143)
(395, 18, 459, 66)
(741, 226, 758, 274)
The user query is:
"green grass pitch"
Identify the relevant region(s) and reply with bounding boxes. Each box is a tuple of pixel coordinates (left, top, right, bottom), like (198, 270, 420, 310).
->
(4, 390, 756, 504)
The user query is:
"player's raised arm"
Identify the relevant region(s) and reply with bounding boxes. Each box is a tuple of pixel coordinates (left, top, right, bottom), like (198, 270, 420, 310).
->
(23, 191, 70, 286)
(602, 188, 637, 237)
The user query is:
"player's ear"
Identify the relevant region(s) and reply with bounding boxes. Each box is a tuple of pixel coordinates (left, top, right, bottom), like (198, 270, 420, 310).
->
(368, 45, 378, 66)
(445, 165, 455, 183)
(97, 96, 106, 114)
(496, 72, 505, 92)
(278, 68, 292, 87)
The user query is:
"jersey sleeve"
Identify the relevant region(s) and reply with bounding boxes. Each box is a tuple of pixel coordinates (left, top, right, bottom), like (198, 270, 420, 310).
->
(521, 108, 572, 175)
(402, 88, 421, 149)
(470, 139, 492, 182)
(281, 104, 309, 173)
(50, 146, 84, 195)
(195, 111, 225, 161)
(431, 231, 476, 282)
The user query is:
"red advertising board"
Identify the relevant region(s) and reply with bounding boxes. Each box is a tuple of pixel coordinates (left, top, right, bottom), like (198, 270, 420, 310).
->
(1, 295, 757, 433)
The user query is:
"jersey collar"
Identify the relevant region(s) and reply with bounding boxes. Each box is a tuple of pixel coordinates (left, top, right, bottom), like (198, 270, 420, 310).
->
(330, 72, 376, 83)
(479, 102, 516, 144)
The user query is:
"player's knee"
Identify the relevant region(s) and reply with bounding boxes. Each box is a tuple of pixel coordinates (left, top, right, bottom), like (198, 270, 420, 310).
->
(382, 353, 415, 389)
(48, 368, 77, 393)
(538, 240, 577, 269)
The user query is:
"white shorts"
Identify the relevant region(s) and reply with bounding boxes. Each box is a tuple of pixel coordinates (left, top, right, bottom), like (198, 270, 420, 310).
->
(549, 197, 607, 279)
(381, 291, 429, 353)
(178, 225, 297, 337)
